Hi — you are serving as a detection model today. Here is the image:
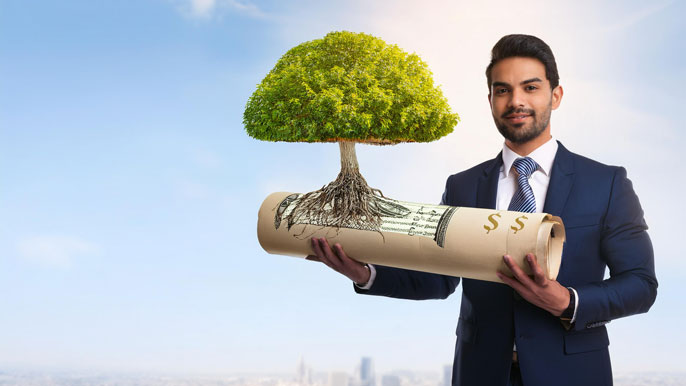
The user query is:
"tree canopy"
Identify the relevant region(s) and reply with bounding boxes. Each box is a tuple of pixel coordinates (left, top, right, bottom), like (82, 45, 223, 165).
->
(244, 31, 459, 144)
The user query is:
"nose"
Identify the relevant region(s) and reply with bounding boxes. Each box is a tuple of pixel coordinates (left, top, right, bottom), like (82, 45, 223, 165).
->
(508, 88, 525, 108)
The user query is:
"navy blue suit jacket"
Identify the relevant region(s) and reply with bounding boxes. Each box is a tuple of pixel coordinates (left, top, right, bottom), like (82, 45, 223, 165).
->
(355, 142, 657, 386)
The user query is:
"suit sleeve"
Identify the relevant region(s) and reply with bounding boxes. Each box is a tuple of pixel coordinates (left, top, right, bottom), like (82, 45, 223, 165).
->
(354, 265, 460, 300)
(353, 176, 461, 300)
(572, 167, 658, 331)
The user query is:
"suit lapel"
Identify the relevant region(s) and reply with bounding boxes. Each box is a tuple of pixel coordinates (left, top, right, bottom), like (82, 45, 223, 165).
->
(476, 152, 503, 210)
(542, 141, 576, 216)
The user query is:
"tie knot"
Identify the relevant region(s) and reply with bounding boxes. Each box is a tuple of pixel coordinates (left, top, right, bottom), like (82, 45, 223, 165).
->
(512, 157, 538, 178)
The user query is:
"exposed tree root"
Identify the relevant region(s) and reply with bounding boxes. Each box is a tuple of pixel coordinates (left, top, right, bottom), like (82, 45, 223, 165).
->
(284, 141, 411, 234)
(286, 169, 386, 231)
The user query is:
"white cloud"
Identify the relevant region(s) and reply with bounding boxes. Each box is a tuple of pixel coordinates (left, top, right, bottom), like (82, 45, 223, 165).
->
(178, 0, 267, 19)
(17, 235, 101, 268)
(190, 0, 216, 18)
(225, 0, 265, 18)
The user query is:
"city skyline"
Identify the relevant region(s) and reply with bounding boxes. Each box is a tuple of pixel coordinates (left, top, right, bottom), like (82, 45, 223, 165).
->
(1, 355, 685, 386)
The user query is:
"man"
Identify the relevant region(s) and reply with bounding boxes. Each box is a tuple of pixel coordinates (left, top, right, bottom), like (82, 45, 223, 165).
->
(306, 34, 657, 386)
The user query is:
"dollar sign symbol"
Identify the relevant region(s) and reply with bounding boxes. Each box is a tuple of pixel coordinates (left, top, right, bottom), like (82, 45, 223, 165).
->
(511, 215, 529, 234)
(484, 213, 502, 234)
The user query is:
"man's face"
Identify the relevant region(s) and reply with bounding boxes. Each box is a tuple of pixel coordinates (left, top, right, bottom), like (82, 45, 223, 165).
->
(488, 57, 562, 144)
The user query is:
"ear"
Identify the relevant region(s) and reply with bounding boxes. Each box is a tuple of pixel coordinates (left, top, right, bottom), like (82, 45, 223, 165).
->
(551, 85, 563, 110)
(487, 93, 492, 109)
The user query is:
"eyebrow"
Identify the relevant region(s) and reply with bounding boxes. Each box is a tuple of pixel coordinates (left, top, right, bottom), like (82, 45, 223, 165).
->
(491, 77, 544, 88)
(521, 77, 543, 85)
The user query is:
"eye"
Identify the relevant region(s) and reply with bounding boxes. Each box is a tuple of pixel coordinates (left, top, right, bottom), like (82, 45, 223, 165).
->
(526, 85, 538, 91)
(495, 87, 509, 95)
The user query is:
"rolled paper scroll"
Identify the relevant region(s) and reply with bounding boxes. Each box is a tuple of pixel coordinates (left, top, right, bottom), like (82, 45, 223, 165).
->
(257, 192, 566, 283)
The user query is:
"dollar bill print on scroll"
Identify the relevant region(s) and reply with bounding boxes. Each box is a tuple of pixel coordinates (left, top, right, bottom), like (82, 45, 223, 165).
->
(274, 194, 458, 248)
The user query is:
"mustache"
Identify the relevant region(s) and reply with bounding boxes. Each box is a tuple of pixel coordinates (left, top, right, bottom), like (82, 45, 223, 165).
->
(501, 108, 535, 119)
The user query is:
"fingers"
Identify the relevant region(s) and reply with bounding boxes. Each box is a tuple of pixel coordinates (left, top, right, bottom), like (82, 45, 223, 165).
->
(310, 237, 324, 257)
(319, 238, 343, 268)
(502, 255, 534, 286)
(497, 269, 527, 295)
(498, 254, 538, 299)
(309, 237, 368, 283)
(305, 254, 320, 262)
(324, 239, 363, 269)
(309, 237, 347, 271)
(333, 242, 355, 264)
(499, 253, 567, 316)
(526, 253, 547, 286)
(309, 238, 336, 271)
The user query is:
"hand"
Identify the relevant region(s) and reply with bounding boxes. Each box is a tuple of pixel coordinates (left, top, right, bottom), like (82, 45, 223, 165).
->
(497, 253, 570, 317)
(306, 237, 371, 285)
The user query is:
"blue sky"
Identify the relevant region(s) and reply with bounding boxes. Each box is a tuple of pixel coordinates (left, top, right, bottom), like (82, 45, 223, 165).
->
(0, 0, 684, 376)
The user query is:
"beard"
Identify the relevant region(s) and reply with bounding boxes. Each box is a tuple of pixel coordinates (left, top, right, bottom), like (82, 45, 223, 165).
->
(494, 102, 552, 144)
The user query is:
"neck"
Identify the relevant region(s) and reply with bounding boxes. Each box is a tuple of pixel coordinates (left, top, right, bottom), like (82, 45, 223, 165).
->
(505, 131, 552, 156)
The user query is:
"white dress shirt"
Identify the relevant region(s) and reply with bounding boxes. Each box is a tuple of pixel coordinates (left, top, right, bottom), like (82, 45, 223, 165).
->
(356, 136, 578, 325)
(497, 136, 557, 213)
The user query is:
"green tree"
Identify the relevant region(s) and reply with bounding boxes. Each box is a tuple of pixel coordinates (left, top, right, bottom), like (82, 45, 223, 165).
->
(244, 31, 459, 230)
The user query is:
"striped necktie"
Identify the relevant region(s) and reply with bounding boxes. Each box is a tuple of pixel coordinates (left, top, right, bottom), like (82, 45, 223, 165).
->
(508, 157, 539, 213)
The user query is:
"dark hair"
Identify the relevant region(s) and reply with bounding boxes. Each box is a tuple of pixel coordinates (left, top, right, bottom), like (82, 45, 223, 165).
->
(485, 34, 559, 90)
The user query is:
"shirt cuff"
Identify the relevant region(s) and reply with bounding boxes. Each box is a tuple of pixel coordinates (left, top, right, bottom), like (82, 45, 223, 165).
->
(569, 287, 579, 324)
(354, 264, 377, 290)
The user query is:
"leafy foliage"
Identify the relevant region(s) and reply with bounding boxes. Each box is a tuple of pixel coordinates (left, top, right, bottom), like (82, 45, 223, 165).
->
(244, 31, 459, 144)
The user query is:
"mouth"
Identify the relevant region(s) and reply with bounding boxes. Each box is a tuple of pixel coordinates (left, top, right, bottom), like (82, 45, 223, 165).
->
(504, 113, 531, 124)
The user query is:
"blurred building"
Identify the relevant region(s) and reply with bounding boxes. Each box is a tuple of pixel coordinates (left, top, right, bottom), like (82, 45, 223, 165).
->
(381, 374, 400, 386)
(296, 356, 313, 386)
(358, 357, 375, 386)
(328, 371, 349, 386)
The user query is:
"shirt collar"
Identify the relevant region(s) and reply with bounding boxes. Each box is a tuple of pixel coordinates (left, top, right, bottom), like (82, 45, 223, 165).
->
(501, 137, 558, 178)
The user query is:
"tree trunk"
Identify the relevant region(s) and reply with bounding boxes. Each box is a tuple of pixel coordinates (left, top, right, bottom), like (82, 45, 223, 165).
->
(285, 140, 387, 232)
(339, 141, 359, 175)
